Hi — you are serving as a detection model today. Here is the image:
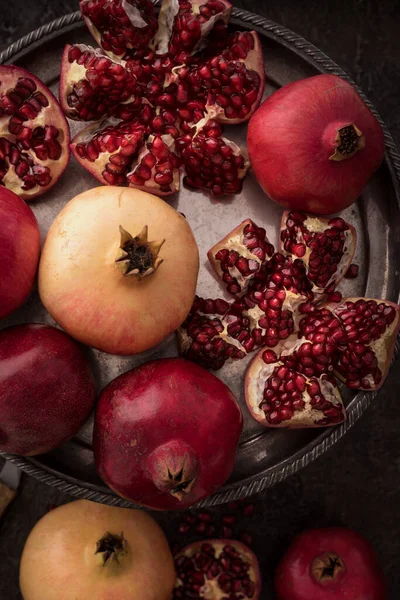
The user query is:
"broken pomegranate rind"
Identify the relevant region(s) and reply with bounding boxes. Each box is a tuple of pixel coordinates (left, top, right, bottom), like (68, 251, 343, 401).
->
(245, 339, 346, 429)
(0, 65, 70, 201)
(174, 539, 261, 600)
(207, 218, 274, 296)
(280, 211, 357, 299)
(329, 297, 400, 391)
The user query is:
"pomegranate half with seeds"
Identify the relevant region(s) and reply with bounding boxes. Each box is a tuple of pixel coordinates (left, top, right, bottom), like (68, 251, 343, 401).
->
(93, 358, 243, 509)
(38, 186, 199, 355)
(173, 539, 261, 599)
(59, 0, 265, 196)
(0, 65, 69, 200)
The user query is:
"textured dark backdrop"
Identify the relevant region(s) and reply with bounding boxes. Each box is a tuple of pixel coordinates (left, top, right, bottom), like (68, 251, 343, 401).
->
(0, 1, 400, 598)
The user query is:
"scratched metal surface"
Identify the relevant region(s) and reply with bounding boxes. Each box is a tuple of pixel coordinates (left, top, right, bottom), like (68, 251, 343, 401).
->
(1, 9, 400, 507)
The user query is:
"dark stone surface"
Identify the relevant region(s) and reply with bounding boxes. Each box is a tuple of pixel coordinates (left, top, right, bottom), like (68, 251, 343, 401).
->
(0, 1, 400, 598)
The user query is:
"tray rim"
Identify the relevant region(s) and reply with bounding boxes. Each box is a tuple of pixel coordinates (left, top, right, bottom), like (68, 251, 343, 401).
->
(1, 7, 400, 508)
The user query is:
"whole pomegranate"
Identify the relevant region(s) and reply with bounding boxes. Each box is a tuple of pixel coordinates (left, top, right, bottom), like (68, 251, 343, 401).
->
(248, 74, 384, 214)
(38, 186, 199, 355)
(274, 527, 386, 600)
(0, 324, 96, 456)
(20, 499, 175, 600)
(0, 65, 70, 200)
(0, 188, 40, 319)
(93, 357, 243, 509)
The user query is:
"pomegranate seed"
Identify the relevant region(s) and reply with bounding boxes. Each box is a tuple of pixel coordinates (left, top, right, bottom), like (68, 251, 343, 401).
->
(344, 263, 359, 278)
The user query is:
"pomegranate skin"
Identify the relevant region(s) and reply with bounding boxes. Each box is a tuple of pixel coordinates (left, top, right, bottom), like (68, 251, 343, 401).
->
(274, 527, 387, 600)
(93, 357, 243, 510)
(0, 324, 96, 456)
(0, 188, 40, 319)
(248, 74, 384, 215)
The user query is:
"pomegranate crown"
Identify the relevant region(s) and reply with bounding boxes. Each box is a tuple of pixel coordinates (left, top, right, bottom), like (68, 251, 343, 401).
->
(115, 225, 165, 278)
(95, 531, 127, 566)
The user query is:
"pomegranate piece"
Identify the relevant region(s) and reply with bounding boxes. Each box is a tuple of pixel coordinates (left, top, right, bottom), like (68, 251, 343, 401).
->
(280, 211, 356, 299)
(207, 218, 274, 296)
(180, 120, 250, 196)
(177, 296, 254, 370)
(174, 539, 261, 600)
(329, 297, 400, 390)
(59, 44, 141, 121)
(80, 0, 158, 59)
(152, 0, 232, 63)
(274, 527, 386, 600)
(245, 336, 346, 428)
(93, 358, 243, 509)
(0, 65, 70, 200)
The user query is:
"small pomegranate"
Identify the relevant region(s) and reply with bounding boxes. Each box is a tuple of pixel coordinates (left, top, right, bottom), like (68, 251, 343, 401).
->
(329, 297, 400, 390)
(38, 186, 199, 355)
(0, 188, 40, 319)
(20, 500, 175, 600)
(248, 74, 384, 214)
(0, 65, 70, 200)
(60, 0, 265, 197)
(280, 211, 357, 300)
(245, 333, 346, 428)
(93, 358, 243, 509)
(174, 539, 261, 599)
(274, 527, 386, 600)
(0, 324, 96, 456)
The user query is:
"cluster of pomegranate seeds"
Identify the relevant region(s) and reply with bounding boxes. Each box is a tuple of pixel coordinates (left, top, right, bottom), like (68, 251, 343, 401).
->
(174, 542, 258, 599)
(280, 211, 356, 297)
(80, 0, 158, 58)
(331, 299, 399, 390)
(61, 0, 265, 196)
(0, 68, 69, 199)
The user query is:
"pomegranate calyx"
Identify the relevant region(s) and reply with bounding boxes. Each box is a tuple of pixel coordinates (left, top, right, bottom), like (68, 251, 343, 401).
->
(95, 531, 127, 566)
(311, 552, 346, 583)
(330, 123, 365, 161)
(115, 225, 165, 277)
(148, 440, 199, 501)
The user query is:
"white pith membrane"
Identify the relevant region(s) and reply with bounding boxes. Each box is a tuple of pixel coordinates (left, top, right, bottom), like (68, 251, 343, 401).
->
(0, 69, 68, 198)
(245, 335, 344, 428)
(331, 297, 400, 389)
(174, 540, 259, 600)
(281, 213, 355, 297)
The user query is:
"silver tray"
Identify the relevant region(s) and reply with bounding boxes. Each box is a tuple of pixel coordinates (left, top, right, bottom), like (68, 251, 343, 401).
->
(1, 7, 400, 508)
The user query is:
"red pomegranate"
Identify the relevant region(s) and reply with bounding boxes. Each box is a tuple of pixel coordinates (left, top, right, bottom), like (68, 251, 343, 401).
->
(0, 65, 70, 200)
(0, 324, 96, 456)
(20, 500, 175, 600)
(0, 188, 40, 319)
(274, 527, 386, 600)
(38, 186, 199, 355)
(174, 539, 261, 599)
(248, 74, 384, 214)
(93, 358, 243, 509)
(59, 0, 265, 197)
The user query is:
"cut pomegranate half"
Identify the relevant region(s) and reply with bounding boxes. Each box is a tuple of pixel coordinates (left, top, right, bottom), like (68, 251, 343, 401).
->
(80, 0, 158, 59)
(245, 338, 346, 428)
(280, 211, 356, 300)
(174, 539, 261, 600)
(208, 218, 274, 296)
(152, 0, 232, 63)
(177, 296, 255, 370)
(59, 44, 141, 122)
(329, 297, 400, 390)
(0, 65, 70, 201)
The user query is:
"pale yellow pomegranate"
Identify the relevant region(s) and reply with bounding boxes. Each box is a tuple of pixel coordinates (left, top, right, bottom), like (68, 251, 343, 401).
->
(39, 186, 199, 354)
(19, 500, 175, 600)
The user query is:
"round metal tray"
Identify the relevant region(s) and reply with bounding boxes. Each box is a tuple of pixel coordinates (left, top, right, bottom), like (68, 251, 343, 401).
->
(1, 7, 400, 508)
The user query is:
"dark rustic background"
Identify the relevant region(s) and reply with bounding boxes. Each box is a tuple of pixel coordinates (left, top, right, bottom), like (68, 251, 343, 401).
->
(0, 1, 400, 598)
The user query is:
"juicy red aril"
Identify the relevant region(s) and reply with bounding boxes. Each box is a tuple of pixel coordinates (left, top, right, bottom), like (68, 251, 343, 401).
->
(344, 263, 359, 278)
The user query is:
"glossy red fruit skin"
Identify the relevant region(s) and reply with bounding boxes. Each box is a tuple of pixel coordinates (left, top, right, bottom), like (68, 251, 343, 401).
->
(0, 324, 96, 456)
(248, 74, 384, 215)
(93, 357, 243, 510)
(274, 527, 387, 600)
(0, 189, 40, 319)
